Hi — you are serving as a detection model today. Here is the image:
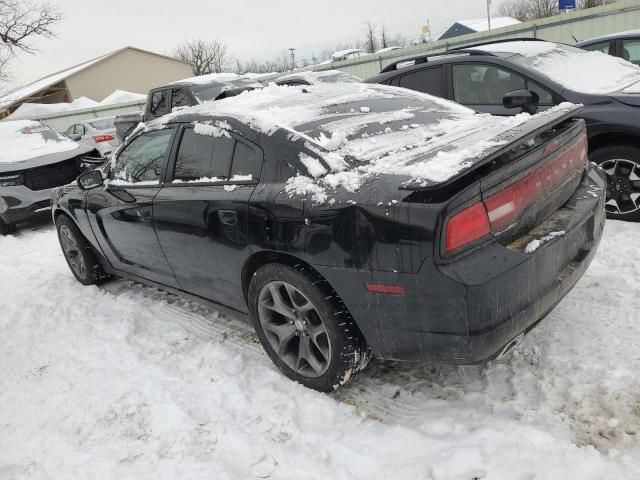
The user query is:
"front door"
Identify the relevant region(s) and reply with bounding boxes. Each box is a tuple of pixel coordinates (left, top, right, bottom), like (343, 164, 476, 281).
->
(86, 127, 179, 287)
(449, 63, 557, 115)
(153, 124, 263, 311)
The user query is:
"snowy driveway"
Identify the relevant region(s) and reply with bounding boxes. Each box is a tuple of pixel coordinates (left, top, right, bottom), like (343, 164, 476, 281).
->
(1, 220, 638, 479)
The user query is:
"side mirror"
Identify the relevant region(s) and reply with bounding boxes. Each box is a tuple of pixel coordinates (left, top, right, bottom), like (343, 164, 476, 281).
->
(69, 133, 82, 141)
(503, 89, 540, 114)
(77, 169, 103, 190)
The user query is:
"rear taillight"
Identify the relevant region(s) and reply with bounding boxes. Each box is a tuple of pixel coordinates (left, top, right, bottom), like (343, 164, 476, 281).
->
(93, 134, 114, 143)
(444, 132, 588, 253)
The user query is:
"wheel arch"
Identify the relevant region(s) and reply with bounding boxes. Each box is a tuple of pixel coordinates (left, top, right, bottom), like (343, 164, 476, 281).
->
(588, 131, 640, 154)
(241, 250, 323, 304)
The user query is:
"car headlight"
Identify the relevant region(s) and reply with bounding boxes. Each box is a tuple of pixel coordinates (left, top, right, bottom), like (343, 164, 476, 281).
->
(0, 174, 24, 187)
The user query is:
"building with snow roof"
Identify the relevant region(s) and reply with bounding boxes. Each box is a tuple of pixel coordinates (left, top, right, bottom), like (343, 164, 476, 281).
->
(0, 46, 192, 119)
(438, 17, 521, 40)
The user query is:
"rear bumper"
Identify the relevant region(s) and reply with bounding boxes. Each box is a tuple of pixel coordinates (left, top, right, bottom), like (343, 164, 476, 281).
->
(316, 165, 606, 363)
(0, 185, 54, 224)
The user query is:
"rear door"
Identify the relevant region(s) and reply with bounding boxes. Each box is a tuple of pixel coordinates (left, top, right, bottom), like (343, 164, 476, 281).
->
(85, 126, 179, 287)
(153, 124, 263, 311)
(449, 63, 557, 115)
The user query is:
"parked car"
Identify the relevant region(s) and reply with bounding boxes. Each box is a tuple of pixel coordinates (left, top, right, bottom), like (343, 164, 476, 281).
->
(114, 74, 262, 141)
(52, 83, 605, 392)
(0, 120, 102, 235)
(576, 30, 640, 65)
(365, 39, 640, 221)
(273, 70, 361, 86)
(64, 116, 120, 158)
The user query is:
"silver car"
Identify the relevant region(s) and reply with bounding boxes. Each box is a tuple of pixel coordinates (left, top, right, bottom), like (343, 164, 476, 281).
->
(64, 116, 120, 158)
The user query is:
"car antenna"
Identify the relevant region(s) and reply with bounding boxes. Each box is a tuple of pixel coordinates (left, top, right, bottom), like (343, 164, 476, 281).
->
(567, 30, 579, 43)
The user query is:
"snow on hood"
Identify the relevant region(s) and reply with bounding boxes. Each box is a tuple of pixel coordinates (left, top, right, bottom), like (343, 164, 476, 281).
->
(0, 120, 80, 164)
(474, 41, 640, 94)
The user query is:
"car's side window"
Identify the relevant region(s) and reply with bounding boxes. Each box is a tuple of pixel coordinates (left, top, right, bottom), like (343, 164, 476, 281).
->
(150, 89, 169, 117)
(231, 140, 261, 180)
(453, 64, 526, 105)
(171, 88, 191, 109)
(173, 128, 234, 181)
(527, 82, 554, 106)
(111, 129, 174, 184)
(77, 125, 86, 136)
(622, 39, 640, 65)
(65, 126, 75, 136)
(398, 66, 444, 97)
(583, 41, 611, 55)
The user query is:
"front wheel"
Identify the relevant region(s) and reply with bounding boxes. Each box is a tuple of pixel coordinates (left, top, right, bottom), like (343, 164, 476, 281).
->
(55, 215, 107, 285)
(248, 263, 370, 392)
(0, 217, 16, 236)
(591, 145, 640, 222)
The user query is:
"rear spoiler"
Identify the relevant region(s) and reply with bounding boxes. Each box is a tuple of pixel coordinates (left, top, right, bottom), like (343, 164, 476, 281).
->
(400, 103, 584, 191)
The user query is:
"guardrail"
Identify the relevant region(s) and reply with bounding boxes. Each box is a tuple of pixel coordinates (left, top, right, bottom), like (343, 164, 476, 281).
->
(316, 0, 640, 79)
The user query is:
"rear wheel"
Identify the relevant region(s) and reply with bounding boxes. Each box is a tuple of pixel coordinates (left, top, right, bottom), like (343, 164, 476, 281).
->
(248, 263, 370, 392)
(0, 218, 16, 236)
(591, 145, 640, 222)
(55, 215, 107, 285)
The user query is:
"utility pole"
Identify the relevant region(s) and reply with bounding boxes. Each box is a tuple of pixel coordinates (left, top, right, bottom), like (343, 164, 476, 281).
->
(487, 0, 492, 30)
(288, 48, 296, 70)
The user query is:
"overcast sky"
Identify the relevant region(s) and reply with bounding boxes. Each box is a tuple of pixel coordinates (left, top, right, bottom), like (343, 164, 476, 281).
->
(6, 0, 488, 91)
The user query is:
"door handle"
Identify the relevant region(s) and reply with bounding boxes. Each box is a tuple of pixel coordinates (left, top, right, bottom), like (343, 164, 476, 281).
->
(218, 210, 238, 226)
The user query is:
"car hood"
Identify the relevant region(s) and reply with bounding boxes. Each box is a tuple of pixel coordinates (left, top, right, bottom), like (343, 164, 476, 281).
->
(0, 143, 95, 174)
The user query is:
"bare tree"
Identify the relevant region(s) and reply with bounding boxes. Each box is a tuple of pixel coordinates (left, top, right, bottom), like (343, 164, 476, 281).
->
(0, 0, 62, 53)
(173, 39, 228, 76)
(579, 0, 616, 8)
(363, 21, 377, 53)
(379, 23, 388, 49)
(0, 49, 11, 83)
(496, 0, 531, 21)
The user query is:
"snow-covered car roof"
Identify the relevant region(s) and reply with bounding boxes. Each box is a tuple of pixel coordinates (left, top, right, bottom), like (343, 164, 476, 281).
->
(470, 41, 640, 94)
(274, 70, 361, 85)
(152, 83, 582, 199)
(331, 49, 365, 61)
(0, 120, 83, 165)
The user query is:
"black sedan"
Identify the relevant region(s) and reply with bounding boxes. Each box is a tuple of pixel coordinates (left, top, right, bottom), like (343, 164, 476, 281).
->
(52, 83, 605, 391)
(366, 39, 640, 221)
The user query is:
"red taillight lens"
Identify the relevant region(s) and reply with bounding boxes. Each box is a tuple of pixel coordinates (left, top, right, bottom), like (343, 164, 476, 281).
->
(444, 133, 588, 253)
(365, 283, 406, 295)
(93, 134, 114, 143)
(446, 202, 491, 252)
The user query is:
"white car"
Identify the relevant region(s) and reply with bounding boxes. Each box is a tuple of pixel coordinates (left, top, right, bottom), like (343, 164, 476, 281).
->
(64, 116, 120, 158)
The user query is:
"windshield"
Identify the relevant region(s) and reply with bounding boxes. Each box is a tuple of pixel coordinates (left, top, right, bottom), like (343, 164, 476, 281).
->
(487, 41, 640, 94)
(89, 118, 115, 130)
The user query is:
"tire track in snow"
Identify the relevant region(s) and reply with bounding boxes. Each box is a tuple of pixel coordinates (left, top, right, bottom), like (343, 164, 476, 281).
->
(101, 277, 640, 457)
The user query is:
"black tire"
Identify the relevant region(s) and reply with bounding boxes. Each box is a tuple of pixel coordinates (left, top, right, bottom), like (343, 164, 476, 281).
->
(55, 215, 107, 285)
(0, 217, 16, 235)
(248, 263, 370, 392)
(590, 145, 640, 222)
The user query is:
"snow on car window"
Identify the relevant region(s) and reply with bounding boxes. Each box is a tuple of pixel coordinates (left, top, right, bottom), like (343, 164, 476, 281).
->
(478, 42, 640, 94)
(0, 120, 79, 164)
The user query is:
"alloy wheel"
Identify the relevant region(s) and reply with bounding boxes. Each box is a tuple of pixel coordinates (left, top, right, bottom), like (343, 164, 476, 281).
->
(257, 281, 331, 378)
(601, 158, 640, 215)
(59, 225, 87, 279)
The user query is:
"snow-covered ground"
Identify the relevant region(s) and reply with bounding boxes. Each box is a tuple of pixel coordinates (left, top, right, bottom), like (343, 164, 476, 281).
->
(1, 219, 638, 479)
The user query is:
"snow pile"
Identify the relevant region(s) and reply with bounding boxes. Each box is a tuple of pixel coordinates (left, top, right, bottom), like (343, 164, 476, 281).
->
(0, 220, 639, 478)
(0, 120, 79, 164)
(476, 41, 640, 93)
(8, 90, 146, 120)
(99, 90, 147, 105)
